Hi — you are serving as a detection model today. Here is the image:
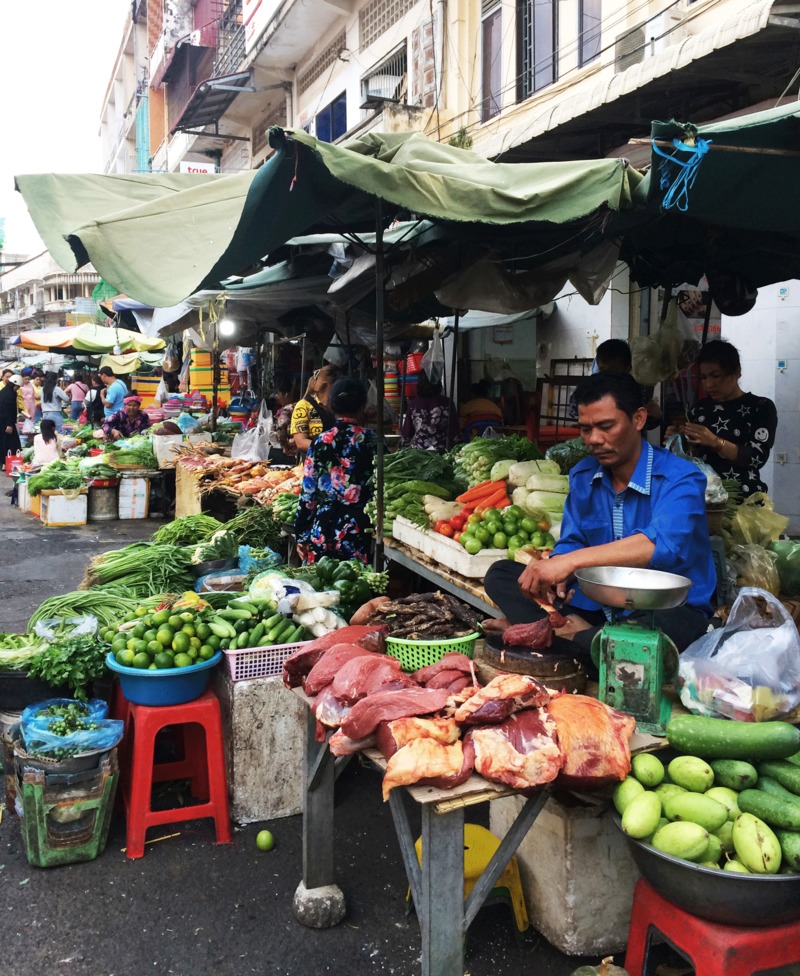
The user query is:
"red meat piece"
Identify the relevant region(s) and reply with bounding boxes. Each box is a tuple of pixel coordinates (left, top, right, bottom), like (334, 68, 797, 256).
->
(502, 618, 554, 649)
(412, 653, 475, 685)
(547, 694, 636, 791)
(330, 654, 414, 706)
(329, 729, 377, 757)
(381, 736, 475, 800)
(303, 644, 379, 697)
(375, 716, 460, 760)
(424, 669, 471, 690)
(341, 687, 451, 741)
(282, 625, 388, 688)
(466, 707, 563, 791)
(454, 673, 550, 726)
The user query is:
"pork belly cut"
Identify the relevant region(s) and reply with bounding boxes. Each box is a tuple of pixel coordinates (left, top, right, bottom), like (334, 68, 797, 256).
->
(454, 673, 550, 726)
(381, 736, 475, 800)
(547, 694, 635, 790)
(341, 687, 450, 741)
(375, 716, 460, 760)
(466, 707, 563, 791)
(282, 624, 388, 688)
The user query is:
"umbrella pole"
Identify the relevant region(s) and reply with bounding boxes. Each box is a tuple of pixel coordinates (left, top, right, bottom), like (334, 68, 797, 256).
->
(447, 312, 460, 449)
(212, 320, 219, 434)
(374, 201, 385, 571)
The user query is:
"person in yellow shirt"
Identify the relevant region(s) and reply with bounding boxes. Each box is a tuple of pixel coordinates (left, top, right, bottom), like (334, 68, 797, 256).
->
(459, 379, 503, 428)
(289, 365, 343, 453)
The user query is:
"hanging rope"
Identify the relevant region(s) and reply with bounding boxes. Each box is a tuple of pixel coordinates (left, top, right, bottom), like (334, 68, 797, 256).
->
(651, 136, 712, 212)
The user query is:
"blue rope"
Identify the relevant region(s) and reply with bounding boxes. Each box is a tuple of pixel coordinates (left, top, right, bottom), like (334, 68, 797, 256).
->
(651, 137, 712, 212)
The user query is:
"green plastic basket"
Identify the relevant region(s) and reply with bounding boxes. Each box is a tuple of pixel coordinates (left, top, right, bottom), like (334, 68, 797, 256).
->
(385, 632, 480, 672)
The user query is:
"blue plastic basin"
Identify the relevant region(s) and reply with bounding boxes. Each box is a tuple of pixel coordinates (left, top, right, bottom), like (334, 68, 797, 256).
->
(105, 652, 222, 706)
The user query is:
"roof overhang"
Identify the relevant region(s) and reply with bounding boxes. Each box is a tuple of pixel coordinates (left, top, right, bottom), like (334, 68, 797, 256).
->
(172, 72, 253, 134)
(481, 0, 800, 161)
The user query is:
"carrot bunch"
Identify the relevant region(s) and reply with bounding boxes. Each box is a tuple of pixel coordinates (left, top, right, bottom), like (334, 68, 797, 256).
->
(455, 479, 510, 514)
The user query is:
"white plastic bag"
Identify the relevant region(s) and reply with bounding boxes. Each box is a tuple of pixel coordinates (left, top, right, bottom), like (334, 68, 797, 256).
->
(231, 403, 272, 461)
(33, 615, 99, 640)
(677, 587, 800, 721)
(421, 330, 445, 386)
(664, 434, 728, 504)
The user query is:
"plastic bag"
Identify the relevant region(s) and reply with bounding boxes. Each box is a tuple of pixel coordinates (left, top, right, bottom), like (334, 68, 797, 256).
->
(770, 540, 800, 597)
(162, 342, 181, 373)
(176, 411, 199, 433)
(421, 330, 445, 386)
(32, 615, 98, 640)
(729, 493, 789, 548)
(728, 543, 781, 595)
(238, 545, 283, 575)
(631, 299, 698, 385)
(664, 434, 728, 504)
(20, 698, 124, 756)
(677, 587, 800, 721)
(545, 438, 591, 474)
(232, 402, 272, 461)
(194, 570, 247, 594)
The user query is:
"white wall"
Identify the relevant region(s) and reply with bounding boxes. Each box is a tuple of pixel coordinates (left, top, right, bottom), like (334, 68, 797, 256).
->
(722, 280, 800, 533)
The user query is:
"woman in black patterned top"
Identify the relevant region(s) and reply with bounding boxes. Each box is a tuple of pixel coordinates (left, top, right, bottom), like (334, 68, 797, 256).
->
(682, 340, 777, 496)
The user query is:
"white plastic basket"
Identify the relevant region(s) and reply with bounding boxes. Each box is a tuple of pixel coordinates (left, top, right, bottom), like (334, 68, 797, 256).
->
(223, 641, 311, 682)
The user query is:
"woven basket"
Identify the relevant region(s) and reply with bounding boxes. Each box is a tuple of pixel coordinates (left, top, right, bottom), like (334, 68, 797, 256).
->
(385, 632, 479, 672)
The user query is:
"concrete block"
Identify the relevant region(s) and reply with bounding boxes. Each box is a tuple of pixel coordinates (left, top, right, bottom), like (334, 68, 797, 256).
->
(213, 671, 307, 825)
(490, 793, 639, 956)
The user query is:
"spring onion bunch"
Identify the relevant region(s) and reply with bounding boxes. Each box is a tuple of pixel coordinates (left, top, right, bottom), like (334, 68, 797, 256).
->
(28, 591, 138, 631)
(84, 543, 195, 599)
(151, 514, 223, 546)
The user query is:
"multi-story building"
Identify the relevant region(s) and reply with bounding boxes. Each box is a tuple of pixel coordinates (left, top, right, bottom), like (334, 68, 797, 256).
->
(0, 253, 101, 350)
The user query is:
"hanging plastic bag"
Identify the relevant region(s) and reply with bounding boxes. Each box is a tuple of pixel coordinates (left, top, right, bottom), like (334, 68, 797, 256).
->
(677, 587, 800, 721)
(770, 540, 800, 597)
(631, 299, 698, 385)
(421, 330, 445, 386)
(728, 543, 781, 595)
(162, 341, 181, 373)
(231, 402, 272, 461)
(664, 434, 728, 504)
(729, 493, 788, 548)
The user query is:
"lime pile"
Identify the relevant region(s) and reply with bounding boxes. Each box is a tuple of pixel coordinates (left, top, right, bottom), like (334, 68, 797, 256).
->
(104, 606, 219, 670)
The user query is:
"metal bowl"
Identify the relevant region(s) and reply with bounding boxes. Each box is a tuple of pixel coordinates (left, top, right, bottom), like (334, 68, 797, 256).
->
(613, 815, 800, 926)
(189, 557, 239, 578)
(574, 567, 692, 610)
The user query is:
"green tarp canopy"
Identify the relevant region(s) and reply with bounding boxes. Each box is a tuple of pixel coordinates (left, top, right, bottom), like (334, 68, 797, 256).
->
(619, 100, 800, 288)
(16, 129, 642, 308)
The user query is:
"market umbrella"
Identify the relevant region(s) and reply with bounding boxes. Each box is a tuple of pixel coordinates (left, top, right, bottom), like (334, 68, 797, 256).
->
(15, 129, 644, 307)
(17, 323, 165, 353)
(617, 100, 800, 289)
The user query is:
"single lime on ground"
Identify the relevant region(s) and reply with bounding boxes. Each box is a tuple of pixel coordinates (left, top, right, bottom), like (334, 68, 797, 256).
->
(256, 830, 274, 851)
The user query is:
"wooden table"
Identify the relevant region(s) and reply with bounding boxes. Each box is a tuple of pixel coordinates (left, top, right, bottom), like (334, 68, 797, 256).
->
(292, 700, 549, 976)
(383, 537, 502, 618)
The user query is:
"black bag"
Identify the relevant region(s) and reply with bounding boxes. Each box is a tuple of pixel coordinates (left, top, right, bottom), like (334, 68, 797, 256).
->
(306, 395, 336, 433)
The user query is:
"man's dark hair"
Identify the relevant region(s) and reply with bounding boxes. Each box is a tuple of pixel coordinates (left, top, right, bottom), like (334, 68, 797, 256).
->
(696, 339, 741, 375)
(595, 338, 632, 372)
(574, 371, 646, 419)
(472, 378, 492, 398)
(330, 377, 367, 416)
(99, 366, 115, 378)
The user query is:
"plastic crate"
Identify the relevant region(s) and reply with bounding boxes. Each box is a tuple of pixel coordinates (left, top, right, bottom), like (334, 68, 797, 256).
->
(385, 632, 479, 672)
(224, 641, 311, 681)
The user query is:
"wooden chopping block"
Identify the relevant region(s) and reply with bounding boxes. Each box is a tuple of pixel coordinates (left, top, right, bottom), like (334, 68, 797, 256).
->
(476, 636, 586, 694)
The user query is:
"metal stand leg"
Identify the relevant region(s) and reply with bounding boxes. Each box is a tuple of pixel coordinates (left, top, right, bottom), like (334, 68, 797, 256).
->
(293, 711, 345, 929)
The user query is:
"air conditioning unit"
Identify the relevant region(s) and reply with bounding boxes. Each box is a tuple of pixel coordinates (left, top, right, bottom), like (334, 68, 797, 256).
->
(646, 10, 688, 56)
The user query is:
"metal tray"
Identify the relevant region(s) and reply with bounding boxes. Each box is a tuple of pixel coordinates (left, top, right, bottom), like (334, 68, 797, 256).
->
(613, 815, 800, 926)
(575, 567, 692, 610)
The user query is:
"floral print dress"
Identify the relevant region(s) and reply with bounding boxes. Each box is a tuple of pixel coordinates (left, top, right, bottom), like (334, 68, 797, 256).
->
(295, 420, 377, 563)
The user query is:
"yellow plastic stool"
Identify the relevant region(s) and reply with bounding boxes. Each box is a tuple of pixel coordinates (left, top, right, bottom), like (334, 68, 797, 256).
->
(411, 822, 529, 933)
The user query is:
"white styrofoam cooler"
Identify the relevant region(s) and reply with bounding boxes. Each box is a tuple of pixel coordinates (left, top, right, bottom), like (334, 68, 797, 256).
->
(118, 476, 150, 519)
(392, 516, 506, 578)
(40, 489, 88, 527)
(153, 434, 184, 469)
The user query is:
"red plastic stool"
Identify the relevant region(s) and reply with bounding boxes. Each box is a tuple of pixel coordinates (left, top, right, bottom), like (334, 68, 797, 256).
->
(121, 689, 231, 859)
(625, 878, 800, 976)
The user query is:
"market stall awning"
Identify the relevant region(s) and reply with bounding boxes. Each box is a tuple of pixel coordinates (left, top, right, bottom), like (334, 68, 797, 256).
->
(17, 323, 165, 353)
(617, 99, 800, 288)
(15, 129, 643, 308)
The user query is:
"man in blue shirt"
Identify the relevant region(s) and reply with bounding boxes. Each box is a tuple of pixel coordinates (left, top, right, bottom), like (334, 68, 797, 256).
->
(484, 372, 715, 673)
(98, 367, 127, 419)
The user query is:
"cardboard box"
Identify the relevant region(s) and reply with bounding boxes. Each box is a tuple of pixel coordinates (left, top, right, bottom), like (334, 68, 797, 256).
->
(118, 477, 150, 519)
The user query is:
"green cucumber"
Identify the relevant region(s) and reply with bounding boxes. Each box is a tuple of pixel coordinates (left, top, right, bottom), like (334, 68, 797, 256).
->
(228, 600, 260, 614)
(776, 830, 800, 871)
(758, 761, 800, 796)
(666, 715, 800, 761)
(757, 776, 800, 805)
(219, 608, 254, 621)
(248, 622, 266, 646)
(710, 759, 758, 791)
(262, 613, 283, 631)
(786, 750, 800, 769)
(237, 630, 252, 649)
(273, 620, 296, 644)
(737, 789, 800, 831)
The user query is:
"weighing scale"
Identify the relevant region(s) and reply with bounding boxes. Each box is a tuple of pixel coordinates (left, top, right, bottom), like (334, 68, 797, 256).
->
(575, 567, 692, 736)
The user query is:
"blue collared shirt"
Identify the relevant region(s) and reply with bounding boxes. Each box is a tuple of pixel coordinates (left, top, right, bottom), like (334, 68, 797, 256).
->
(554, 441, 716, 615)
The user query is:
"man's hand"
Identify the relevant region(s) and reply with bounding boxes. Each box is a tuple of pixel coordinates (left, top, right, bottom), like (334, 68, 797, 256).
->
(518, 552, 575, 603)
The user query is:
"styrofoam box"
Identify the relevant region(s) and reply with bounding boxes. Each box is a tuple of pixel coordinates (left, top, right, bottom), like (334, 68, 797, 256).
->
(153, 434, 184, 469)
(17, 480, 30, 514)
(392, 515, 506, 578)
(118, 477, 150, 519)
(40, 490, 88, 527)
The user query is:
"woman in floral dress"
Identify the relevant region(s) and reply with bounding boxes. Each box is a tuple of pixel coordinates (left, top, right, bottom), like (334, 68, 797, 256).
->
(295, 378, 377, 564)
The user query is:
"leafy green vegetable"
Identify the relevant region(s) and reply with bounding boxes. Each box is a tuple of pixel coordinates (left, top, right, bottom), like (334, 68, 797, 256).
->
(25, 634, 108, 700)
(84, 543, 195, 598)
(28, 460, 85, 496)
(151, 514, 223, 546)
(224, 505, 283, 548)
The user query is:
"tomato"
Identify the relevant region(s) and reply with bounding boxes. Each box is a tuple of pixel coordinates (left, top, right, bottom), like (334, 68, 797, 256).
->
(502, 518, 519, 536)
(483, 508, 501, 522)
(433, 520, 449, 533)
(438, 523, 454, 537)
(505, 505, 524, 520)
(453, 531, 463, 543)
(537, 518, 551, 531)
(507, 534, 525, 550)
(492, 531, 508, 549)
(449, 515, 466, 531)
(516, 528, 530, 543)
(507, 546, 519, 560)
(467, 513, 483, 524)
(474, 526, 491, 544)
(464, 537, 483, 555)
